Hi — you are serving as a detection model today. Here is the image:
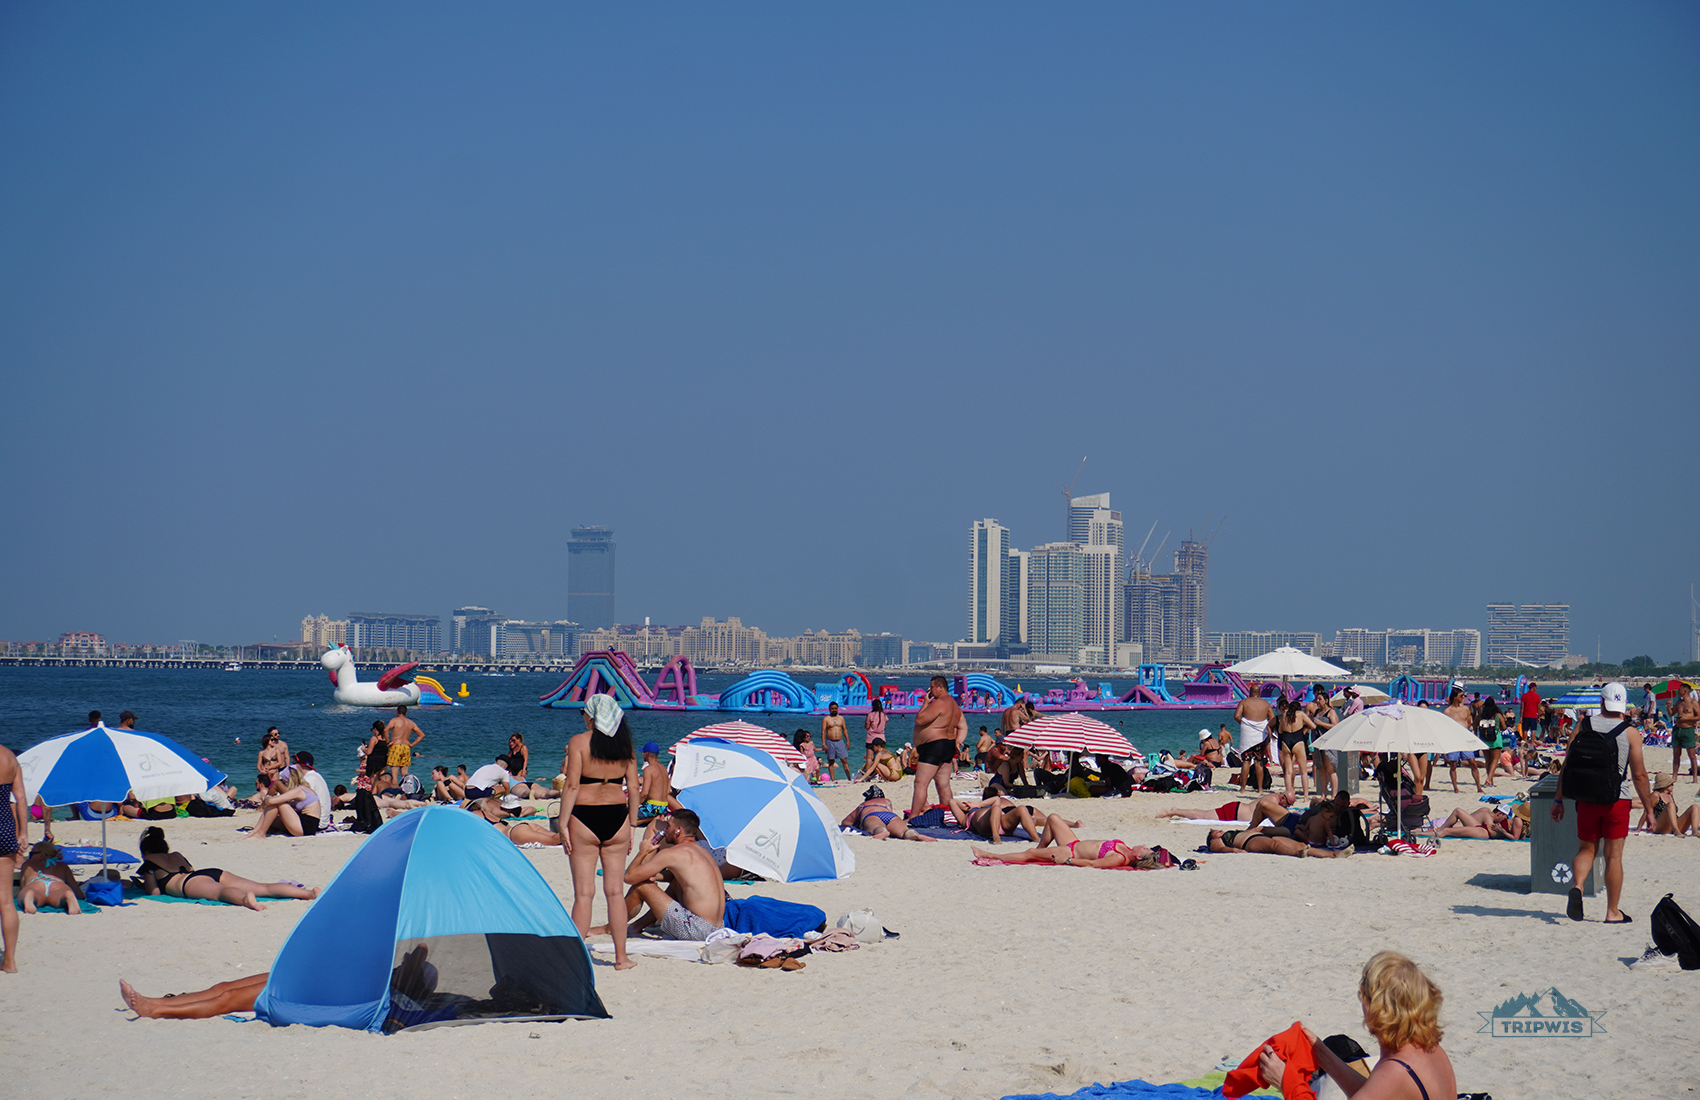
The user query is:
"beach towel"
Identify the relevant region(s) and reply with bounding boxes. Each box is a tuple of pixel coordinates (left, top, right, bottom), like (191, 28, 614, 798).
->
(590, 940, 709, 961)
(14, 898, 100, 914)
(1224, 1022, 1317, 1099)
(1002, 1080, 1224, 1100)
(916, 825, 1035, 842)
(724, 896, 826, 938)
(1167, 818, 1239, 827)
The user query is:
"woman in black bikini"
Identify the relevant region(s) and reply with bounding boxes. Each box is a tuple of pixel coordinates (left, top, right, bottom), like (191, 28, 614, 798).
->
(138, 826, 318, 910)
(1207, 826, 1353, 858)
(558, 694, 641, 971)
(1255, 951, 1455, 1100)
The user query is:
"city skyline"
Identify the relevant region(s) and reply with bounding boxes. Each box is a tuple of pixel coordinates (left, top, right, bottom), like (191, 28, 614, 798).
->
(2, 8, 1695, 661)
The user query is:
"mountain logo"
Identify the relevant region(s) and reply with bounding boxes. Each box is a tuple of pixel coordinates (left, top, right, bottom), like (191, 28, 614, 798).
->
(1479, 987, 1605, 1038)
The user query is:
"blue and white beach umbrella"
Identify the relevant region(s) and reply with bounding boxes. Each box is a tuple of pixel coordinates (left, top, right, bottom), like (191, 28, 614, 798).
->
(672, 737, 855, 883)
(20, 723, 226, 806)
(1551, 688, 1602, 711)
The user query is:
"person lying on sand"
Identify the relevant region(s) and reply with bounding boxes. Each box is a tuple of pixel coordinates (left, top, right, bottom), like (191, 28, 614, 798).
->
(17, 841, 83, 914)
(120, 947, 439, 1024)
(1434, 806, 1525, 841)
(1208, 827, 1354, 858)
(1157, 792, 1295, 823)
(941, 794, 1052, 844)
(1244, 790, 1360, 846)
(842, 787, 936, 841)
(136, 826, 319, 910)
(973, 814, 1156, 868)
(469, 795, 562, 846)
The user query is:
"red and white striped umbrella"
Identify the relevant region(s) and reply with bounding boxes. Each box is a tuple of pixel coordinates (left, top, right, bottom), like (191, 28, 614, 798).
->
(678, 721, 806, 767)
(1005, 712, 1142, 762)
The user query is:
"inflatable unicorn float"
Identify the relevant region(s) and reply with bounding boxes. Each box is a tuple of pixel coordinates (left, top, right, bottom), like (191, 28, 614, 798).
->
(320, 645, 462, 707)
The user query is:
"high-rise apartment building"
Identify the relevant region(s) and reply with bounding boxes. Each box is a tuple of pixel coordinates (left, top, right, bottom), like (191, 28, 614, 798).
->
(452, 606, 506, 656)
(1124, 568, 1180, 662)
(300, 614, 349, 649)
(1174, 539, 1208, 661)
(347, 612, 442, 653)
(1485, 603, 1569, 666)
(1209, 631, 1323, 661)
(1006, 549, 1029, 645)
(568, 526, 616, 630)
(861, 633, 904, 667)
(1328, 627, 1482, 668)
(1069, 495, 1124, 661)
(1026, 542, 1085, 660)
(969, 520, 1014, 644)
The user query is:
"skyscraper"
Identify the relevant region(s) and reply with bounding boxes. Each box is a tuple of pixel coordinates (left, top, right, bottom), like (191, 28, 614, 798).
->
(1485, 603, 1569, 665)
(968, 519, 1013, 644)
(1026, 542, 1085, 660)
(568, 526, 616, 630)
(1124, 566, 1179, 661)
(1069, 494, 1124, 659)
(452, 606, 505, 656)
(1174, 539, 1208, 661)
(346, 612, 442, 653)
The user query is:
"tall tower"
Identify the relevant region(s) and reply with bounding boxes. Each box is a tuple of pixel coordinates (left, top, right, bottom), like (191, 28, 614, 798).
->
(1026, 542, 1085, 660)
(1070, 495, 1124, 658)
(968, 520, 1013, 644)
(568, 526, 617, 630)
(1174, 539, 1208, 661)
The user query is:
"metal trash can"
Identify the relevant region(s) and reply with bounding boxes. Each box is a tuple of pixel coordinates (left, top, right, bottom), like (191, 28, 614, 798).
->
(1332, 751, 1360, 795)
(1528, 774, 1603, 897)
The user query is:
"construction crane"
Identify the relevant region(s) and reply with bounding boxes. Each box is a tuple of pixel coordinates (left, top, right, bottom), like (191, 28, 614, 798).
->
(1061, 456, 1087, 541)
(1128, 520, 1158, 575)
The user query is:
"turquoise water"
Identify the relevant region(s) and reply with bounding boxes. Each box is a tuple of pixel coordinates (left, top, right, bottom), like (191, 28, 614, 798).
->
(0, 666, 1239, 787)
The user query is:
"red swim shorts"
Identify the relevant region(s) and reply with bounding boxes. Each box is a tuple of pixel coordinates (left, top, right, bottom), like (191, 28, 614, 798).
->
(1217, 801, 1241, 821)
(1575, 798, 1630, 842)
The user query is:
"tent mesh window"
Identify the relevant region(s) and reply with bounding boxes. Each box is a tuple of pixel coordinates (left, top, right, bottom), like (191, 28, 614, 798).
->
(385, 934, 606, 1033)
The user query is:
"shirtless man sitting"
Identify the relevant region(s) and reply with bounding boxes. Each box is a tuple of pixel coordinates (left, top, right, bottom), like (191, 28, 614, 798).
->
(909, 676, 964, 818)
(1234, 692, 1276, 792)
(842, 786, 936, 842)
(623, 810, 727, 941)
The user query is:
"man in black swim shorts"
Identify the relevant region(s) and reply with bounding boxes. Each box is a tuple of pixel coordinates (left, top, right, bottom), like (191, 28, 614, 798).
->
(908, 676, 964, 818)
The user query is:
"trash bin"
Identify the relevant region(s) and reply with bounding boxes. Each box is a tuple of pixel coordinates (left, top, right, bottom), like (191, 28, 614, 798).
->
(1332, 751, 1360, 795)
(1527, 774, 1603, 897)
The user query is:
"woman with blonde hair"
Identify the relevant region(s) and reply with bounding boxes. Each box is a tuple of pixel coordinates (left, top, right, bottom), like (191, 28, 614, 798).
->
(1258, 951, 1456, 1099)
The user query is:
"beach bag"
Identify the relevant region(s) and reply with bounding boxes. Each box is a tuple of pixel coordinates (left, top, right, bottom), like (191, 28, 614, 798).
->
(1561, 719, 1630, 805)
(1650, 893, 1700, 970)
(349, 790, 384, 834)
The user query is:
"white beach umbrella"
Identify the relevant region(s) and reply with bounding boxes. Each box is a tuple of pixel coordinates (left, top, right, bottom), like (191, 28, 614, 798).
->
(1311, 703, 1482, 838)
(1225, 647, 1349, 680)
(1331, 684, 1391, 706)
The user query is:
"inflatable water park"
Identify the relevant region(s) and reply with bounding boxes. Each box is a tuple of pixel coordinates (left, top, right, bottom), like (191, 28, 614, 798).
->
(321, 645, 465, 707)
(538, 649, 1267, 715)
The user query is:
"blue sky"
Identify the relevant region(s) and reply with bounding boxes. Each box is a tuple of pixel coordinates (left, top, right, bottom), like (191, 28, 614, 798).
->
(2, 4, 1697, 659)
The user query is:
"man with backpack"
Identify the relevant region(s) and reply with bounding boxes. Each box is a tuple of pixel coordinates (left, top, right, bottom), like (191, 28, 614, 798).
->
(1551, 682, 1658, 924)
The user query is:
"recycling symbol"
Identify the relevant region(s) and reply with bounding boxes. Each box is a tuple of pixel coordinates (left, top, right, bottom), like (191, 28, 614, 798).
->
(1552, 862, 1573, 885)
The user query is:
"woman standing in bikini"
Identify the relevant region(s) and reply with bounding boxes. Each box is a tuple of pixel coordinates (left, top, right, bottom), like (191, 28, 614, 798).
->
(558, 695, 640, 970)
(1275, 700, 1316, 800)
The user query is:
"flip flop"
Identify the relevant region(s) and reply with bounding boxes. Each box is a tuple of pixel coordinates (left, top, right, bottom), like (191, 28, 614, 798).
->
(1567, 887, 1584, 921)
(1604, 914, 1633, 925)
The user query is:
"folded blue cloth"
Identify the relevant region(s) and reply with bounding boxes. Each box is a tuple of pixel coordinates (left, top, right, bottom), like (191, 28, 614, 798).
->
(723, 896, 826, 938)
(1003, 1081, 1221, 1100)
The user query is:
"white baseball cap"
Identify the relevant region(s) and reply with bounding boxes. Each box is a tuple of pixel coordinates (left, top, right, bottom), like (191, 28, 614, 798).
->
(1601, 682, 1628, 714)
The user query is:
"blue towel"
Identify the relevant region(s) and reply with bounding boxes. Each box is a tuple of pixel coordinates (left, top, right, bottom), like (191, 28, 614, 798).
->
(1003, 1080, 1221, 1100)
(57, 845, 139, 865)
(14, 898, 100, 914)
(723, 896, 826, 938)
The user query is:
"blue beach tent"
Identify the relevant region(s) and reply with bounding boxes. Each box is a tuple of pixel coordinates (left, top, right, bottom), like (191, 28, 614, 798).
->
(254, 806, 607, 1032)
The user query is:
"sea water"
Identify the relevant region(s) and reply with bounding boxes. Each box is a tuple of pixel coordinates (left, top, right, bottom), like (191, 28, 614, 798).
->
(0, 666, 1237, 789)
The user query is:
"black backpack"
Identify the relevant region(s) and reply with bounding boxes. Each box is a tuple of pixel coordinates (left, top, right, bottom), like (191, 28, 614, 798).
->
(349, 790, 384, 834)
(1561, 718, 1631, 805)
(1651, 893, 1700, 970)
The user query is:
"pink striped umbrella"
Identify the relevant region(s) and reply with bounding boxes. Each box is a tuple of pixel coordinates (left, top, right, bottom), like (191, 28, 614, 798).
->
(678, 721, 807, 767)
(1004, 712, 1142, 762)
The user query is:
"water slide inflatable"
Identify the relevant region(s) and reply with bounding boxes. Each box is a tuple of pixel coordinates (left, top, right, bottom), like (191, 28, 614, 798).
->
(321, 645, 423, 707)
(413, 674, 462, 706)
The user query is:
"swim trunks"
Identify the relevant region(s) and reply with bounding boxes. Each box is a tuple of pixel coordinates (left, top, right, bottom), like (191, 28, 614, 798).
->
(916, 740, 956, 766)
(638, 799, 668, 820)
(1576, 798, 1629, 842)
(1677, 727, 1697, 750)
(658, 899, 720, 942)
(823, 738, 849, 762)
(1216, 801, 1242, 821)
(1238, 719, 1270, 754)
(388, 743, 411, 768)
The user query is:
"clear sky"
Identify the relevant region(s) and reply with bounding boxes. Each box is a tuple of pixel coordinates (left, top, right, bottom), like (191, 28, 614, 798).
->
(3, 4, 1697, 660)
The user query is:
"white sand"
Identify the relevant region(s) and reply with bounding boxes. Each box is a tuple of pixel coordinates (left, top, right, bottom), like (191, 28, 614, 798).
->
(6, 776, 1694, 1099)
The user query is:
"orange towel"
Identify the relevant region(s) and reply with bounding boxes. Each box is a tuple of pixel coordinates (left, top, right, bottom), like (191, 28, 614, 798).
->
(1223, 1021, 1319, 1100)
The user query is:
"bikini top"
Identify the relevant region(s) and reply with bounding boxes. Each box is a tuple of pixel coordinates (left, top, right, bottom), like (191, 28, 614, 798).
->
(141, 855, 189, 885)
(1387, 1059, 1430, 1100)
(579, 775, 624, 785)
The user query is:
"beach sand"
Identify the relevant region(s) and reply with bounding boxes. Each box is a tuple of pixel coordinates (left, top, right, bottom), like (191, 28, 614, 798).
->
(6, 775, 1694, 1099)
